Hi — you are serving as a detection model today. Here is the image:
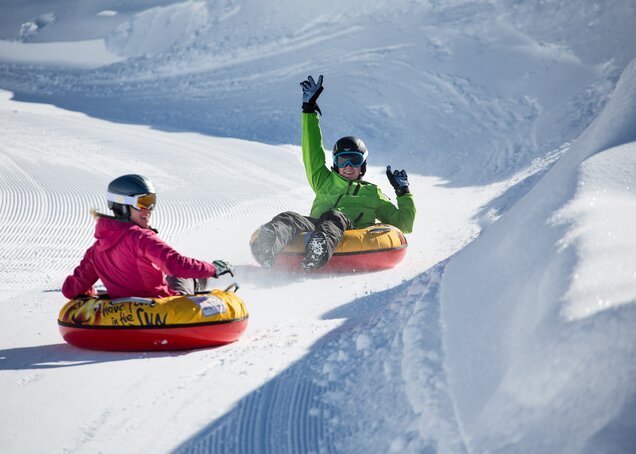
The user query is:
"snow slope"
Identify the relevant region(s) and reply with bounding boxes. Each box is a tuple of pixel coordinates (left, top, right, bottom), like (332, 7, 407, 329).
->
(0, 39, 123, 68)
(441, 58, 636, 453)
(1, 0, 636, 453)
(1, 0, 635, 184)
(0, 89, 497, 453)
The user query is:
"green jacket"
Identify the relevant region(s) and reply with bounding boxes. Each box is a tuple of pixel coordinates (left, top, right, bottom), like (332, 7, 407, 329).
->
(302, 113, 416, 233)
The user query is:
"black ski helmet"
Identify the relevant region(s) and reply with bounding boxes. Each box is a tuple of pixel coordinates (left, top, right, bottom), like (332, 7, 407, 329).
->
(332, 136, 368, 177)
(106, 174, 156, 219)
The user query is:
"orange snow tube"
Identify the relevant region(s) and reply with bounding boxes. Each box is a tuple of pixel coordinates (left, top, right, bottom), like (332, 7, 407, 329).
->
(273, 224, 407, 272)
(58, 285, 248, 351)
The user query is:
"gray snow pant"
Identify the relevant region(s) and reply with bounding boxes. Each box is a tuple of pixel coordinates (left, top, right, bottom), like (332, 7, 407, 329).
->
(254, 209, 353, 265)
(165, 276, 209, 295)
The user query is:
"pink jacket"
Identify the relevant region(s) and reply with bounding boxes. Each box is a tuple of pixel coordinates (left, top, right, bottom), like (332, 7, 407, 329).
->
(62, 217, 217, 299)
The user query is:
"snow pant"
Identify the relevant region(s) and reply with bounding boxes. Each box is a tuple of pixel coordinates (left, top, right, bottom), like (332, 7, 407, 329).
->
(165, 276, 209, 295)
(253, 209, 353, 267)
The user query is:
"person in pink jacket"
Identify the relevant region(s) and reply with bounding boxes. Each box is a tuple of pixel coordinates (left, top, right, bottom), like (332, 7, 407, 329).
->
(62, 174, 233, 300)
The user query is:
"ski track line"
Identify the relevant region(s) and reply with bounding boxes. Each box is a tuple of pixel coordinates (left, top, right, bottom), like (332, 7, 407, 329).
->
(0, 151, 102, 299)
(400, 265, 468, 453)
(156, 189, 294, 244)
(0, 147, 300, 302)
(175, 368, 327, 454)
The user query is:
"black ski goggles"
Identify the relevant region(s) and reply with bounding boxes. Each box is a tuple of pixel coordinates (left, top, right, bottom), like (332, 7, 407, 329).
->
(333, 152, 366, 168)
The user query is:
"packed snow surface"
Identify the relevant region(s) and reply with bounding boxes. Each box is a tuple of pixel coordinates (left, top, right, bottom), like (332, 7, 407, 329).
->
(1, 1, 635, 453)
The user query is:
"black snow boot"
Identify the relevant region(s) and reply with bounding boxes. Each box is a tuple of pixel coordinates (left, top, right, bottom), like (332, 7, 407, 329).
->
(301, 231, 329, 271)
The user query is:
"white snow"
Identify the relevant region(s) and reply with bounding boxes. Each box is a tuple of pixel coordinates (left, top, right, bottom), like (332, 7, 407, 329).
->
(0, 39, 124, 68)
(441, 57, 636, 454)
(105, 1, 210, 58)
(1, 1, 635, 453)
(97, 11, 118, 18)
(555, 142, 636, 320)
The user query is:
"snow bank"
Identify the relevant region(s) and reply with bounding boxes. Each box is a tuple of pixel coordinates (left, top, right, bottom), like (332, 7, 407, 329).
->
(0, 39, 124, 68)
(105, 1, 210, 58)
(556, 142, 636, 320)
(18, 12, 56, 41)
(440, 57, 636, 452)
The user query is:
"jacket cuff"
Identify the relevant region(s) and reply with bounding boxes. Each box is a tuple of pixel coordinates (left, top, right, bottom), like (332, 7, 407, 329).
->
(302, 102, 321, 115)
(396, 187, 410, 197)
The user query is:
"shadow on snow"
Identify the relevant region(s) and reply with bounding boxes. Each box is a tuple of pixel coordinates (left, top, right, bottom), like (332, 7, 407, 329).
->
(172, 262, 459, 454)
(0, 343, 194, 370)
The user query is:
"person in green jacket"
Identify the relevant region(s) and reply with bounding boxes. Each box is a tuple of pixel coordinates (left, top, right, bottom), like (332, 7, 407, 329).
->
(250, 75, 416, 271)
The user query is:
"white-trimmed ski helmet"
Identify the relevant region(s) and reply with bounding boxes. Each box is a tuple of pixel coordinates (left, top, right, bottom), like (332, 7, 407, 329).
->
(106, 174, 156, 219)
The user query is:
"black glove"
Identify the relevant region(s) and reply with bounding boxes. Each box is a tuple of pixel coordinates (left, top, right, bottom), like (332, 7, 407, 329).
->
(212, 259, 234, 278)
(300, 75, 324, 115)
(386, 165, 410, 196)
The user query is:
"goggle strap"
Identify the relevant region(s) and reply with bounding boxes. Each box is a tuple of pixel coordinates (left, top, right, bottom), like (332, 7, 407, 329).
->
(334, 150, 368, 160)
(107, 192, 140, 207)
(106, 192, 155, 209)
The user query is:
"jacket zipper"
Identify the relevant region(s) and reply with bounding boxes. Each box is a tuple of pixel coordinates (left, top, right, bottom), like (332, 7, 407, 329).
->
(333, 181, 364, 226)
(332, 180, 353, 210)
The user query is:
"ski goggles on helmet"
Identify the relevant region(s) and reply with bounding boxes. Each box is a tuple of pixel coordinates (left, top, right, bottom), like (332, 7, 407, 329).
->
(333, 152, 366, 168)
(107, 192, 156, 211)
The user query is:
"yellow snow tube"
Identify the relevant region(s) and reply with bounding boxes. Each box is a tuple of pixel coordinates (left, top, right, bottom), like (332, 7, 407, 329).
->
(275, 224, 407, 272)
(58, 285, 248, 351)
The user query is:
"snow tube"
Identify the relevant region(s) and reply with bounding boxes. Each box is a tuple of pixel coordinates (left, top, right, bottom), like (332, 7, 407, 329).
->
(58, 285, 248, 351)
(274, 224, 407, 272)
